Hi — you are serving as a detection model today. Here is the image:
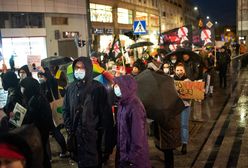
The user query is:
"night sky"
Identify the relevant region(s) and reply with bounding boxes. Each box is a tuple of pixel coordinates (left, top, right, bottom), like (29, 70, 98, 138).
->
(192, 0, 236, 26)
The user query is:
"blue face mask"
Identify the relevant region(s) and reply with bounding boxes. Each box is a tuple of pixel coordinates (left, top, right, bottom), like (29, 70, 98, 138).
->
(114, 85, 122, 97)
(74, 69, 86, 80)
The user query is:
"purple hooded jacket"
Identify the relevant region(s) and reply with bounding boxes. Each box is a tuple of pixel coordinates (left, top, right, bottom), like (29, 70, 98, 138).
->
(113, 75, 151, 168)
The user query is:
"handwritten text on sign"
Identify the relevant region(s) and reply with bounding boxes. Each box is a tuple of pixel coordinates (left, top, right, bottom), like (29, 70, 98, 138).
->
(174, 81, 205, 100)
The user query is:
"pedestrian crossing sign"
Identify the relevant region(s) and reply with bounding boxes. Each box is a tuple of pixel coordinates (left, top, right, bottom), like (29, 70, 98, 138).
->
(133, 20, 147, 35)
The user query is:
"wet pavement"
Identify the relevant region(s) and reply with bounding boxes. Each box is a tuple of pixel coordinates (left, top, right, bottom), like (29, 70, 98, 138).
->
(1, 60, 248, 168)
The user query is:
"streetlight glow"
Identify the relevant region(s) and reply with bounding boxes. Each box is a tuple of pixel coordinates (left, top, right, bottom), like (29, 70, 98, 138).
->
(206, 16, 210, 20)
(194, 7, 198, 11)
(215, 21, 218, 25)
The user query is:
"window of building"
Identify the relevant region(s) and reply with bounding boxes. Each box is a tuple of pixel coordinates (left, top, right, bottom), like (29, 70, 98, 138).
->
(152, 0, 154, 6)
(1, 37, 47, 69)
(117, 8, 133, 24)
(150, 14, 159, 27)
(51, 17, 68, 25)
(90, 3, 112, 23)
(135, 11, 148, 23)
(163, 12, 166, 17)
(0, 12, 44, 28)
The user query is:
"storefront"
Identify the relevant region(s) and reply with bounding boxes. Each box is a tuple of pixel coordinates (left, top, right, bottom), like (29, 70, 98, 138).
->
(0, 28, 47, 69)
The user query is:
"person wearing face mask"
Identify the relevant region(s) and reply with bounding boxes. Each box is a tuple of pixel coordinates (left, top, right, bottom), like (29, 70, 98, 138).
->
(0, 71, 23, 131)
(163, 62, 172, 77)
(19, 77, 52, 168)
(174, 63, 191, 155)
(36, 71, 68, 159)
(18, 65, 32, 81)
(62, 57, 115, 168)
(113, 75, 151, 168)
(169, 55, 178, 76)
(37, 67, 60, 103)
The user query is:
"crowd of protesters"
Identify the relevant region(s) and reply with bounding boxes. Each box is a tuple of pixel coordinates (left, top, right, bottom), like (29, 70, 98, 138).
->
(0, 43, 245, 168)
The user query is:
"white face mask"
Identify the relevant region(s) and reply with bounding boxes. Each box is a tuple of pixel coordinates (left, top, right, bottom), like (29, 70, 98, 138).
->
(163, 68, 170, 74)
(114, 85, 122, 97)
(20, 87, 25, 94)
(74, 69, 86, 80)
(171, 60, 176, 64)
(38, 78, 45, 84)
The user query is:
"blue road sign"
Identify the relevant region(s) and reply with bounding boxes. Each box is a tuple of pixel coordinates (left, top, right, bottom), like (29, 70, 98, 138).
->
(133, 20, 147, 35)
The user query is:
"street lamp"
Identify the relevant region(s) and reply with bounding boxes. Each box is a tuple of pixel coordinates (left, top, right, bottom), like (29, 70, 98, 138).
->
(206, 16, 210, 20)
(194, 6, 198, 11)
(215, 21, 218, 25)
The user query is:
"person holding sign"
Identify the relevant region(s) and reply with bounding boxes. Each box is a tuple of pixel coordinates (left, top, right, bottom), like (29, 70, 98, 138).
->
(174, 63, 191, 155)
(1, 71, 23, 131)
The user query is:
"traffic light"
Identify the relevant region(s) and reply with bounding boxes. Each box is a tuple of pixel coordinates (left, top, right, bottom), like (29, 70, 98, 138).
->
(82, 40, 86, 47)
(78, 40, 86, 47)
(74, 34, 86, 48)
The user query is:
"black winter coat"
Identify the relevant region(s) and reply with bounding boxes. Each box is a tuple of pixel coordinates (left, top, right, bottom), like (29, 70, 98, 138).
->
(22, 95, 52, 143)
(1, 71, 23, 116)
(62, 57, 114, 167)
(20, 77, 53, 168)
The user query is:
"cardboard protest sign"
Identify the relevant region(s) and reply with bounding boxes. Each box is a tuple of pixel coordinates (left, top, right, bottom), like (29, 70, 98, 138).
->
(174, 81, 205, 100)
(9, 103, 27, 127)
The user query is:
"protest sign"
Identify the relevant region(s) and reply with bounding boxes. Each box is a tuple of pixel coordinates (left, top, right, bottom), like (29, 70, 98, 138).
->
(27, 55, 41, 71)
(175, 81, 205, 100)
(9, 103, 27, 127)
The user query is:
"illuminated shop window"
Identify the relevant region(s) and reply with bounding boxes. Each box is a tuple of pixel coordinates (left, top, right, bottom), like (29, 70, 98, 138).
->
(150, 14, 159, 27)
(135, 11, 148, 23)
(117, 8, 133, 24)
(1, 37, 47, 69)
(90, 3, 112, 23)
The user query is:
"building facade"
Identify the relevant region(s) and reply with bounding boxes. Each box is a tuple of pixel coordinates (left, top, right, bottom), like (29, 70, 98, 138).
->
(0, 0, 197, 69)
(90, 0, 197, 52)
(0, 0, 88, 68)
(237, 0, 248, 45)
(90, 0, 160, 52)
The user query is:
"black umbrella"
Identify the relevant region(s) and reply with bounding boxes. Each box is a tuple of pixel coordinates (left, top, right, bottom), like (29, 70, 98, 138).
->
(165, 49, 202, 63)
(129, 41, 154, 49)
(41, 56, 73, 68)
(135, 69, 185, 128)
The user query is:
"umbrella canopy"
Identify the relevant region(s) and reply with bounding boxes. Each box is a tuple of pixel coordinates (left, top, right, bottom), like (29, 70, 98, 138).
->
(165, 49, 202, 63)
(129, 41, 154, 49)
(135, 69, 185, 128)
(41, 56, 73, 68)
